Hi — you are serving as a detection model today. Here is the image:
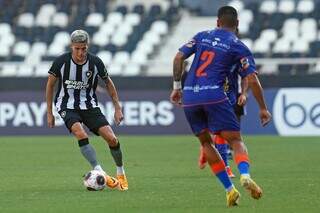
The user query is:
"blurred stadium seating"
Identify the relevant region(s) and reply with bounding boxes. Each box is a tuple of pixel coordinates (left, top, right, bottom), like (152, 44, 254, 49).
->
(0, 0, 179, 77)
(154, 0, 320, 76)
(0, 0, 320, 77)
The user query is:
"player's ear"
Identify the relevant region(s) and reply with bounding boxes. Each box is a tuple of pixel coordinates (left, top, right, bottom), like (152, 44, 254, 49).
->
(236, 19, 239, 27)
(217, 19, 220, 27)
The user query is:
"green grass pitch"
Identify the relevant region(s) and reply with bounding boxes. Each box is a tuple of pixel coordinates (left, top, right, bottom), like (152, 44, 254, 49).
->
(0, 135, 319, 213)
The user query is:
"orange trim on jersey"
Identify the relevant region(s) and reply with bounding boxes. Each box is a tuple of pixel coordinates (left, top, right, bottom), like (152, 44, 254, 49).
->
(235, 154, 250, 165)
(182, 98, 228, 107)
(210, 160, 226, 174)
(214, 135, 227, 145)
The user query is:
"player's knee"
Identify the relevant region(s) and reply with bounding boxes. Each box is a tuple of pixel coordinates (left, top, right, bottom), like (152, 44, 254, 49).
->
(200, 140, 211, 146)
(221, 131, 241, 143)
(226, 137, 247, 155)
(227, 137, 240, 145)
(73, 129, 88, 139)
(197, 131, 212, 145)
(107, 136, 119, 147)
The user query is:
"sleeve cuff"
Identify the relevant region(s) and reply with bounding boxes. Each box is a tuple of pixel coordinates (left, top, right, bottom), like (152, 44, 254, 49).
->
(101, 75, 109, 80)
(48, 70, 57, 77)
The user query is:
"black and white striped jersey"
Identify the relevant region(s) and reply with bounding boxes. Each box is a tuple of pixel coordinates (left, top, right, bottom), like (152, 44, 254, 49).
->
(48, 52, 109, 112)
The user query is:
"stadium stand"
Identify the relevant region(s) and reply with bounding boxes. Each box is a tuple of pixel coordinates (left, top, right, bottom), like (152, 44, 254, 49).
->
(152, 0, 320, 76)
(0, 0, 320, 77)
(0, 0, 179, 77)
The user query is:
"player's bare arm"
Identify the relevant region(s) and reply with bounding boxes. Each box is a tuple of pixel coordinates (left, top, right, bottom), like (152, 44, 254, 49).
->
(238, 77, 249, 106)
(105, 76, 123, 125)
(46, 74, 58, 128)
(246, 73, 272, 126)
(173, 52, 185, 81)
(170, 52, 186, 105)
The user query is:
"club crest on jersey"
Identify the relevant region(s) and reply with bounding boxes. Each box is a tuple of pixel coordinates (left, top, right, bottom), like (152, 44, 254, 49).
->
(240, 57, 250, 70)
(60, 111, 66, 118)
(85, 70, 92, 78)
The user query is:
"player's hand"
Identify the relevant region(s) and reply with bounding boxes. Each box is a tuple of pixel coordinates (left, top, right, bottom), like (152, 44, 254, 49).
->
(259, 109, 272, 127)
(47, 113, 55, 128)
(170, 89, 182, 106)
(114, 107, 124, 125)
(237, 94, 247, 106)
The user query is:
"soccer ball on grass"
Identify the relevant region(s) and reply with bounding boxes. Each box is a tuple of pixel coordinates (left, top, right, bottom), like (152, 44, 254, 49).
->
(83, 170, 106, 191)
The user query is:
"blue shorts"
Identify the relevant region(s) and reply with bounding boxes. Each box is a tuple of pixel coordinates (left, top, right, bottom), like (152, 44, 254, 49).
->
(183, 100, 240, 135)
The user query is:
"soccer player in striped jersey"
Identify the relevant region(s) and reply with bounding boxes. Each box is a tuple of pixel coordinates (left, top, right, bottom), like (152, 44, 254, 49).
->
(46, 30, 128, 190)
(170, 6, 271, 207)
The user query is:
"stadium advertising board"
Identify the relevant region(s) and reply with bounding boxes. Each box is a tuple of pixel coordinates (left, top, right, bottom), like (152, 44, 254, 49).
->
(0, 88, 319, 136)
(241, 88, 320, 136)
(273, 88, 320, 136)
(0, 91, 189, 135)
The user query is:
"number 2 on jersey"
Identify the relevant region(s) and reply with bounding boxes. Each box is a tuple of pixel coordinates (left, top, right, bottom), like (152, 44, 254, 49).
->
(196, 51, 215, 77)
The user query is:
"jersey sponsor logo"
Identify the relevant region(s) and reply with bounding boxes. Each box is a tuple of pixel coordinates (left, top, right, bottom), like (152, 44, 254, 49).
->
(184, 84, 220, 93)
(273, 88, 320, 136)
(240, 57, 249, 70)
(202, 38, 212, 44)
(65, 80, 89, 90)
(201, 38, 230, 49)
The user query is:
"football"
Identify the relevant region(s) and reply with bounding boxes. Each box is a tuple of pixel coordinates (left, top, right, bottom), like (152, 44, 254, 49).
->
(83, 170, 106, 191)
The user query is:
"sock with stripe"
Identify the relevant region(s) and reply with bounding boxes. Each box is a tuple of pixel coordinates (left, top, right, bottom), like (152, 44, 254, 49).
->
(210, 160, 234, 192)
(214, 135, 229, 167)
(78, 138, 99, 168)
(109, 141, 125, 175)
(235, 153, 250, 176)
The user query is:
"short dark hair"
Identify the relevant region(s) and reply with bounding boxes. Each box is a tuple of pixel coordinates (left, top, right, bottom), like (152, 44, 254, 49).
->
(217, 6, 238, 28)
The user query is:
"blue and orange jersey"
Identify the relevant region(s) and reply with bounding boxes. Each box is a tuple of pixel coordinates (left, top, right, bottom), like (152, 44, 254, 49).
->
(224, 63, 241, 106)
(179, 28, 256, 106)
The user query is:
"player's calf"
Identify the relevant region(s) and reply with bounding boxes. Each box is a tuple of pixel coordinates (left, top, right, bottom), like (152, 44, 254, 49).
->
(198, 145, 207, 169)
(198, 132, 236, 196)
(221, 131, 250, 177)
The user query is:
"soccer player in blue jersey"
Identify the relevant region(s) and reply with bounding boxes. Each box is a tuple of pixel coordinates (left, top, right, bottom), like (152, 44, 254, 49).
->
(185, 60, 245, 177)
(170, 6, 271, 207)
(198, 62, 248, 178)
